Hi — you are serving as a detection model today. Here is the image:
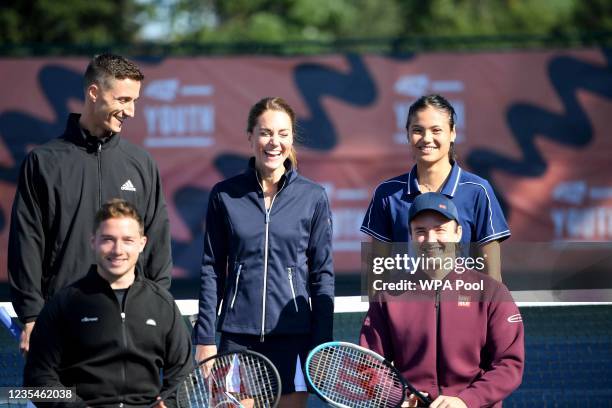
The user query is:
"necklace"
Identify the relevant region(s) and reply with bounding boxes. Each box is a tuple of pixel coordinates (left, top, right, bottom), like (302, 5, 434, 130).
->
(419, 183, 442, 193)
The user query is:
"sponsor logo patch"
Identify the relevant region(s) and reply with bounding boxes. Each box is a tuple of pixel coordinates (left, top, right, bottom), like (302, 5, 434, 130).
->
(507, 313, 522, 323)
(458, 295, 471, 307)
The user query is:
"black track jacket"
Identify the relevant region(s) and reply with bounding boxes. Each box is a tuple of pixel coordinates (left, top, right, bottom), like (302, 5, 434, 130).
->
(8, 113, 172, 323)
(24, 267, 192, 407)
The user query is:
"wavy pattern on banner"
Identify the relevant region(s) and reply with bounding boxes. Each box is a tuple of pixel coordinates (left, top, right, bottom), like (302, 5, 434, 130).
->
(294, 54, 377, 150)
(0, 66, 83, 230)
(171, 153, 249, 275)
(174, 55, 380, 275)
(467, 49, 612, 215)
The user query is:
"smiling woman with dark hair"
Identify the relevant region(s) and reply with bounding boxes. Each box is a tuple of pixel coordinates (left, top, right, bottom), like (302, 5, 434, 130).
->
(361, 94, 510, 281)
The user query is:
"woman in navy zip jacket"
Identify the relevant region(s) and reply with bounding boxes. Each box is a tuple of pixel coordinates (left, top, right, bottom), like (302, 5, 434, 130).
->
(194, 97, 334, 407)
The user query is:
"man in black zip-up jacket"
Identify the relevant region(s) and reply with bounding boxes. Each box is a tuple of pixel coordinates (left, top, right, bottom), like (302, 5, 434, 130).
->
(8, 54, 172, 352)
(24, 199, 191, 407)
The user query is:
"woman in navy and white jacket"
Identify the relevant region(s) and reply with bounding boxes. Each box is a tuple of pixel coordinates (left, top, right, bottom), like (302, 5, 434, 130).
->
(194, 97, 334, 408)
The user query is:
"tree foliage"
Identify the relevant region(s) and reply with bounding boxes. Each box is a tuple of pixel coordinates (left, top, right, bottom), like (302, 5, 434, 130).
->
(398, 0, 576, 36)
(164, 0, 610, 43)
(1, 0, 611, 53)
(163, 0, 404, 43)
(0, 0, 147, 46)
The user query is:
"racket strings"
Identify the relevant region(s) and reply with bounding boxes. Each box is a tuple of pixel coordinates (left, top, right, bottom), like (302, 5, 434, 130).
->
(308, 346, 405, 408)
(176, 367, 212, 407)
(175, 353, 280, 408)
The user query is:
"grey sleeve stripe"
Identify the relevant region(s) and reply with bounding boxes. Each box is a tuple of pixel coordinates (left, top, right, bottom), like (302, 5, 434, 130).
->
(450, 168, 462, 196)
(458, 181, 497, 235)
(360, 226, 392, 242)
(478, 230, 511, 244)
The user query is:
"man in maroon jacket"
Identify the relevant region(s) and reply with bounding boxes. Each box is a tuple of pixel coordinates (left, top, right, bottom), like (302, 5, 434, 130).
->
(360, 193, 524, 408)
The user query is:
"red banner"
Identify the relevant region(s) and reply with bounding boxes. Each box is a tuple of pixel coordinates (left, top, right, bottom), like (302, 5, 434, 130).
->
(1, 50, 611, 281)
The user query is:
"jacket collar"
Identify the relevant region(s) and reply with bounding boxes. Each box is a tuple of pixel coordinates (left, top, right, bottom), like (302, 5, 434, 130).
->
(84, 264, 143, 289)
(246, 156, 297, 189)
(63, 113, 121, 151)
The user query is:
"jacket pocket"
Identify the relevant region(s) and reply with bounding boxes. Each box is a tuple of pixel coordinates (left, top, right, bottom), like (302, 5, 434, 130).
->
(230, 263, 243, 310)
(287, 267, 298, 312)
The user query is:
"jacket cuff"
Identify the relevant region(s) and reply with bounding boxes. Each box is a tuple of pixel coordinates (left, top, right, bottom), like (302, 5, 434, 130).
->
(457, 389, 481, 408)
(193, 335, 216, 345)
(309, 333, 332, 350)
(21, 315, 38, 324)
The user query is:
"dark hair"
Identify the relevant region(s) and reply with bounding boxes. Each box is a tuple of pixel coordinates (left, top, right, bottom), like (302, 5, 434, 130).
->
(246, 97, 298, 169)
(84, 53, 144, 90)
(94, 199, 144, 235)
(405, 94, 457, 164)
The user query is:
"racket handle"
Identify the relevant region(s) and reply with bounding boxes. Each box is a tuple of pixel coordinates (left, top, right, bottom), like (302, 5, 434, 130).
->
(419, 393, 433, 406)
(0, 306, 22, 340)
(406, 385, 432, 406)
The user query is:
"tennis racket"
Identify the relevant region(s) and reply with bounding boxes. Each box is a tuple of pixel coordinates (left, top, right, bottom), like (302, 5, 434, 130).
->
(156, 350, 281, 408)
(0, 306, 21, 339)
(306, 341, 432, 408)
(1, 306, 38, 408)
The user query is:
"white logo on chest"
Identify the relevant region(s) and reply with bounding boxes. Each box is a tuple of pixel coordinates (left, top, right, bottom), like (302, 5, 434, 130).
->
(121, 180, 136, 192)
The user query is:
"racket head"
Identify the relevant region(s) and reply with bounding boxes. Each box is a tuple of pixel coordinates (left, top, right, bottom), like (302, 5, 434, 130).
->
(0, 306, 21, 340)
(164, 349, 281, 408)
(306, 341, 428, 408)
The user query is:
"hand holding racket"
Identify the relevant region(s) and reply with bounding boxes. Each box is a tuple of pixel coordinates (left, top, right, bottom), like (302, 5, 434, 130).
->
(306, 341, 432, 408)
(155, 350, 281, 408)
(0, 306, 35, 354)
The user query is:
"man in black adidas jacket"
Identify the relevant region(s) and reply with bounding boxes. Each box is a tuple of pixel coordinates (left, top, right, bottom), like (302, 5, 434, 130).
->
(8, 54, 172, 353)
(24, 199, 191, 407)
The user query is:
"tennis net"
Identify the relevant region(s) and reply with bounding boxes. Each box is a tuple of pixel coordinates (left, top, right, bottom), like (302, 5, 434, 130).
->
(2, 298, 612, 407)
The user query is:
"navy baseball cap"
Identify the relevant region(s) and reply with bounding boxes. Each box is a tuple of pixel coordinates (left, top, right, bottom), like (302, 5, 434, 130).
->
(408, 192, 459, 225)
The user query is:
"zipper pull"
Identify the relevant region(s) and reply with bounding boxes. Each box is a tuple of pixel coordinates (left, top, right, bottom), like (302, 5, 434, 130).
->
(97, 142, 102, 153)
(265, 209, 270, 224)
(121, 312, 126, 323)
(288, 268, 298, 312)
